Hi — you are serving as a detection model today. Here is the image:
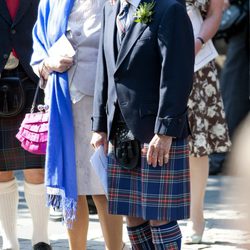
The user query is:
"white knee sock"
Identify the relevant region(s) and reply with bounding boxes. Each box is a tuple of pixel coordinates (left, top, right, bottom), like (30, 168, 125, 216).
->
(0, 179, 19, 250)
(24, 182, 50, 245)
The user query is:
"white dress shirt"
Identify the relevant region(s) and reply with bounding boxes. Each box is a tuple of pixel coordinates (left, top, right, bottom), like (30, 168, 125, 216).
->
(124, 0, 140, 30)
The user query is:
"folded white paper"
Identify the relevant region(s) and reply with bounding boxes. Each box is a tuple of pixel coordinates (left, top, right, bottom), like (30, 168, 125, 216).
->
(48, 34, 75, 57)
(90, 146, 108, 195)
(187, 5, 218, 72)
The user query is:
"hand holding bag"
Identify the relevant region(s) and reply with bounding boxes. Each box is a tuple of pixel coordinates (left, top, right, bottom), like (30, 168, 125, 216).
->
(16, 83, 48, 155)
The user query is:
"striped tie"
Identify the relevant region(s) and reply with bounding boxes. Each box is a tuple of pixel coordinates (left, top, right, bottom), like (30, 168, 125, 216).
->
(116, 1, 130, 44)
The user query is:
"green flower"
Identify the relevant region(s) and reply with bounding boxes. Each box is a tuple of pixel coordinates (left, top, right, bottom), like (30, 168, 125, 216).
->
(134, 1, 155, 24)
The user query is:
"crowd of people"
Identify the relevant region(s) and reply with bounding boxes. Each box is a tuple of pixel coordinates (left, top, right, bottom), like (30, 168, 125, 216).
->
(0, 0, 249, 250)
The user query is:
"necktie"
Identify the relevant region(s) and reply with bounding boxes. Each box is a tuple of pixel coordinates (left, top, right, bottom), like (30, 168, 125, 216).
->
(116, 1, 130, 44)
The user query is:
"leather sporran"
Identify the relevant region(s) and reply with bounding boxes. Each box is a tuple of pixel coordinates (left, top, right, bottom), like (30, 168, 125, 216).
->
(114, 122, 141, 170)
(0, 76, 26, 117)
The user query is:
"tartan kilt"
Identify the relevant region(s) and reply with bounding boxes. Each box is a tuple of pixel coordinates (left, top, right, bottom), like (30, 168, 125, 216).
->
(0, 67, 45, 171)
(107, 138, 190, 221)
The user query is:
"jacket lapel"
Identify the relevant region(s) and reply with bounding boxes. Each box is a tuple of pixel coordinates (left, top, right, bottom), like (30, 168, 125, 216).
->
(115, 0, 150, 72)
(107, 1, 120, 69)
(13, 0, 32, 26)
(0, 0, 12, 25)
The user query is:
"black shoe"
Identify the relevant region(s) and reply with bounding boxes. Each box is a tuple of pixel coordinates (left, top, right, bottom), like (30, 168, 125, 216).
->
(33, 242, 52, 250)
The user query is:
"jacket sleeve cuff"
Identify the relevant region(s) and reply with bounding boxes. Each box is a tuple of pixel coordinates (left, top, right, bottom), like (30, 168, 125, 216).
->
(91, 116, 107, 132)
(154, 111, 188, 138)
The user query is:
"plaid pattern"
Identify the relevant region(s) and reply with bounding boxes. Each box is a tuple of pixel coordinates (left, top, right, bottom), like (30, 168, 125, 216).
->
(107, 138, 190, 221)
(127, 222, 154, 249)
(0, 68, 45, 171)
(151, 221, 181, 244)
(157, 242, 179, 250)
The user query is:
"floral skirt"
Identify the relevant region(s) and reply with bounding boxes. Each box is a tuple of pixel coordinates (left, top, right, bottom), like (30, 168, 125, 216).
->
(188, 61, 231, 157)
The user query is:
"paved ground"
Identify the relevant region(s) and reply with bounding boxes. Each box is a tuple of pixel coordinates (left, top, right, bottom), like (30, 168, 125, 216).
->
(1, 172, 250, 250)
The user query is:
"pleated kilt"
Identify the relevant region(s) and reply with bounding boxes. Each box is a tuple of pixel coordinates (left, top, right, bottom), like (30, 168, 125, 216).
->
(0, 66, 45, 171)
(107, 138, 190, 221)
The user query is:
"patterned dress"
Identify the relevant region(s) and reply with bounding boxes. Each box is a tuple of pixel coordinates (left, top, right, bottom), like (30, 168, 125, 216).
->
(187, 0, 231, 157)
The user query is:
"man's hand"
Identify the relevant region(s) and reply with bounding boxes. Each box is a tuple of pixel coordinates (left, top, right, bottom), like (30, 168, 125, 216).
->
(147, 134, 172, 167)
(91, 132, 108, 155)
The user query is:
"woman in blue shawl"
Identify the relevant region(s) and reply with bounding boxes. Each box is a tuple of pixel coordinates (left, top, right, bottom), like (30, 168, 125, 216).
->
(31, 0, 125, 249)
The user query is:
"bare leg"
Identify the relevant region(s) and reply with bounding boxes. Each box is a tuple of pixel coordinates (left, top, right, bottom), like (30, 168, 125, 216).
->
(67, 195, 89, 250)
(188, 156, 208, 235)
(92, 195, 124, 250)
(126, 216, 147, 227)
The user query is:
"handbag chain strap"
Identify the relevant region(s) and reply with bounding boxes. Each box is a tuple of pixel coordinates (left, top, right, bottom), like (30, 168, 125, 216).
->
(30, 82, 40, 113)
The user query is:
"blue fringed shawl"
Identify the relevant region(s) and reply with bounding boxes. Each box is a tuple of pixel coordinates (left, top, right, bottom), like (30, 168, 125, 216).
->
(31, 0, 77, 226)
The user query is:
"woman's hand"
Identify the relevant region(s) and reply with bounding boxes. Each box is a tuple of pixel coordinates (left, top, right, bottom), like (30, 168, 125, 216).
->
(195, 38, 203, 55)
(91, 132, 108, 155)
(44, 55, 73, 74)
(223, 0, 230, 10)
(147, 134, 172, 167)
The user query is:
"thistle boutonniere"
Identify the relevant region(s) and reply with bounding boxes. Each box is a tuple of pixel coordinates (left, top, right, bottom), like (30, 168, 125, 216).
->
(134, 1, 155, 24)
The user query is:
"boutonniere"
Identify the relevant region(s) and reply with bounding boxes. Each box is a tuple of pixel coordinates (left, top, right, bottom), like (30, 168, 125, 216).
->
(134, 1, 156, 24)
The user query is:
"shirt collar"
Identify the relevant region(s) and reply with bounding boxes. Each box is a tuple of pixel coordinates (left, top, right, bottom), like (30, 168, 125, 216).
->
(123, 0, 140, 9)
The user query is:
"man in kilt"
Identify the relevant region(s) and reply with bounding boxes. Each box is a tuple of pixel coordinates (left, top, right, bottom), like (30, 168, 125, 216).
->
(0, 1, 51, 249)
(91, 0, 194, 248)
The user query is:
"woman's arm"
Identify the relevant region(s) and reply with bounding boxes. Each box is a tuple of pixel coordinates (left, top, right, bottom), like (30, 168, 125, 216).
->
(195, 0, 224, 55)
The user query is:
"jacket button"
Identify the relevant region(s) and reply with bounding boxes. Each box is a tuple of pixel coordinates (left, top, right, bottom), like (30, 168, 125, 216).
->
(11, 29, 16, 34)
(3, 54, 8, 59)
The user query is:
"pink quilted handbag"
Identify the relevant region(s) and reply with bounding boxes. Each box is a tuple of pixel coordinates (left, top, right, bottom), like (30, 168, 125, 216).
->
(16, 83, 48, 155)
(16, 111, 48, 155)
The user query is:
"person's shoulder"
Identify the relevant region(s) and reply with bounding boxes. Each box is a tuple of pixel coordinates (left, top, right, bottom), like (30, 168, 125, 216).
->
(103, 0, 115, 12)
(155, 0, 187, 20)
(156, 0, 185, 12)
